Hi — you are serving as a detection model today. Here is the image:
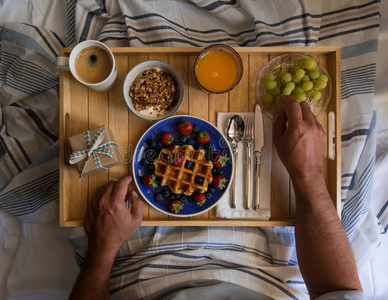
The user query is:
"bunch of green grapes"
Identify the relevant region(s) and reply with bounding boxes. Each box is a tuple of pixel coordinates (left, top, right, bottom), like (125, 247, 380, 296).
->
(261, 57, 329, 109)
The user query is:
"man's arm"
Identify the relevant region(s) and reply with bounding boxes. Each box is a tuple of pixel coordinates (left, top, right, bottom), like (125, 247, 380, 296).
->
(69, 175, 144, 300)
(273, 95, 362, 299)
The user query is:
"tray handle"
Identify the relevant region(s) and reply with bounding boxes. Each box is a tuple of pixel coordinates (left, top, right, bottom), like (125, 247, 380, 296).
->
(327, 111, 335, 160)
(64, 113, 71, 157)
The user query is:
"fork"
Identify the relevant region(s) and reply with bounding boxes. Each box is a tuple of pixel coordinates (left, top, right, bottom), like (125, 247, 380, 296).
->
(242, 114, 254, 210)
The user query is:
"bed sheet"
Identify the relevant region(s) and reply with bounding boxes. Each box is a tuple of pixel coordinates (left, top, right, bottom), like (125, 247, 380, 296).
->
(0, 0, 387, 299)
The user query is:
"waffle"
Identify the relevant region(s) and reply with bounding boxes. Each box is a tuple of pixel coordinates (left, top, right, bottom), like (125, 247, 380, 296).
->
(153, 145, 213, 195)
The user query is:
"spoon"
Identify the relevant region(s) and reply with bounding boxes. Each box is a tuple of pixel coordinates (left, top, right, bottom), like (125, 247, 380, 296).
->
(226, 115, 244, 209)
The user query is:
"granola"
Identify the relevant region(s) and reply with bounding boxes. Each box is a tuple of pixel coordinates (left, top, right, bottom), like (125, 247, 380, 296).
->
(129, 68, 178, 115)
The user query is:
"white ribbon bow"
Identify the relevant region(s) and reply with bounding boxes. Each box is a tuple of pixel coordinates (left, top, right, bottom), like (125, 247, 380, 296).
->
(69, 129, 118, 178)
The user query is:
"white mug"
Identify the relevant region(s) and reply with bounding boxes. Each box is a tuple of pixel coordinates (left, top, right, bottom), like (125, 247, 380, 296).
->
(57, 40, 117, 92)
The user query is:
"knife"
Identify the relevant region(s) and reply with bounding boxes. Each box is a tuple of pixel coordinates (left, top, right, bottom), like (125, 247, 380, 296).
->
(252, 104, 264, 211)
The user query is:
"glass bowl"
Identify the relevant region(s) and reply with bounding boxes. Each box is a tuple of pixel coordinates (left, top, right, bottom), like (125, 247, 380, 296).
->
(256, 53, 332, 121)
(194, 44, 243, 94)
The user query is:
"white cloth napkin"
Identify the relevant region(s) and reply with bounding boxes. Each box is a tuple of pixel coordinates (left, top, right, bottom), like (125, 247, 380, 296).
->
(216, 112, 272, 220)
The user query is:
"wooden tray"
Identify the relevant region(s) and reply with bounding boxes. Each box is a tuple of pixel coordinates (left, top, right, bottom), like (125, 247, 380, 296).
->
(59, 46, 341, 227)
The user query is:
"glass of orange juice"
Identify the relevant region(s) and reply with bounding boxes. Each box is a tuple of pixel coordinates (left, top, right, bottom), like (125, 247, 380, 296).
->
(194, 44, 243, 94)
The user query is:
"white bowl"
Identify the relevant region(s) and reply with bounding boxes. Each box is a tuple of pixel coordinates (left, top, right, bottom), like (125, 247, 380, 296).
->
(123, 60, 184, 121)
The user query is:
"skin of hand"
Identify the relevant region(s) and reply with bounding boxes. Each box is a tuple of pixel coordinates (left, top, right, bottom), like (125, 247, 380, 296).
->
(273, 95, 362, 299)
(69, 175, 143, 300)
(273, 95, 326, 179)
(84, 175, 144, 259)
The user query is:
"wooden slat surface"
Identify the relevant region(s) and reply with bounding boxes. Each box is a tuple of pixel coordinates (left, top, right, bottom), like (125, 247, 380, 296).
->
(59, 46, 341, 227)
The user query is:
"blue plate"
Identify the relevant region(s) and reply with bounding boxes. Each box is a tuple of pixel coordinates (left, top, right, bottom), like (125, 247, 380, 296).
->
(132, 115, 233, 217)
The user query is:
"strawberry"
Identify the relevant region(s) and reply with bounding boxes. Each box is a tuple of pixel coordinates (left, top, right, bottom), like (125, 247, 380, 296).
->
(142, 174, 158, 188)
(177, 118, 193, 135)
(161, 132, 174, 146)
(212, 153, 230, 168)
(168, 153, 183, 167)
(212, 175, 228, 190)
(169, 200, 184, 214)
(193, 192, 206, 206)
(197, 130, 210, 144)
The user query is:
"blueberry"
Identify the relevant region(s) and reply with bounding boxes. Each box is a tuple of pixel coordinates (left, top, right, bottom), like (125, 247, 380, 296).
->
(205, 151, 212, 161)
(154, 193, 163, 201)
(187, 138, 195, 145)
(187, 195, 193, 202)
(169, 194, 176, 201)
(156, 142, 164, 150)
(204, 142, 213, 150)
(208, 185, 215, 193)
(162, 189, 170, 198)
(193, 126, 200, 133)
(140, 159, 148, 166)
(195, 176, 203, 184)
(147, 164, 156, 172)
(145, 149, 157, 160)
(174, 193, 182, 199)
(185, 160, 193, 169)
(179, 135, 188, 143)
(148, 140, 156, 149)
(181, 195, 188, 203)
(216, 168, 223, 175)
(194, 143, 203, 150)
(212, 168, 217, 175)
(205, 192, 212, 199)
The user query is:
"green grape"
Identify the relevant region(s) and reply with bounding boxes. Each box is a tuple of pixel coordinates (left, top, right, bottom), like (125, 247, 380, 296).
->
(264, 80, 277, 90)
(281, 72, 292, 84)
(315, 79, 327, 89)
(290, 66, 300, 74)
(264, 72, 276, 81)
(282, 82, 295, 95)
(274, 66, 284, 75)
(297, 59, 306, 68)
(309, 69, 320, 79)
(312, 85, 320, 91)
(269, 86, 281, 96)
(296, 93, 307, 102)
(317, 74, 328, 82)
(293, 86, 304, 95)
(295, 68, 305, 79)
(302, 81, 313, 91)
(262, 93, 274, 104)
(285, 82, 295, 90)
(275, 96, 286, 109)
(311, 90, 322, 101)
(282, 88, 292, 95)
(292, 75, 302, 84)
(304, 58, 318, 70)
(263, 57, 330, 107)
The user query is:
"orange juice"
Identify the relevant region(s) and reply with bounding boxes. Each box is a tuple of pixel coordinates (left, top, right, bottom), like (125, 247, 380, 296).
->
(196, 50, 238, 93)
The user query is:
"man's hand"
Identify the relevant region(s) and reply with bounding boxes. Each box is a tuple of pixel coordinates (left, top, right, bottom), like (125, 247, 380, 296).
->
(70, 175, 143, 300)
(272, 96, 362, 298)
(84, 175, 144, 260)
(273, 95, 326, 179)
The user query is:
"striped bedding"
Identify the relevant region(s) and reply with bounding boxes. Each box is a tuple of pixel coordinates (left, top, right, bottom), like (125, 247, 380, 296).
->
(0, 0, 386, 299)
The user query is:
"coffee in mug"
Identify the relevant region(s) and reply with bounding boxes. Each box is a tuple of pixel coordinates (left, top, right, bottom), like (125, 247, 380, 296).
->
(75, 46, 113, 84)
(56, 40, 117, 92)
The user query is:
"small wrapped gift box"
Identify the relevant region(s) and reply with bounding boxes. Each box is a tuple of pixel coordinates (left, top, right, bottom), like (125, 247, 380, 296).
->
(68, 125, 121, 178)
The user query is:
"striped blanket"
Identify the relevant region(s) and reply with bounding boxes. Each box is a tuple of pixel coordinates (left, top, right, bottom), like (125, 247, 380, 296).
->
(0, 0, 385, 299)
